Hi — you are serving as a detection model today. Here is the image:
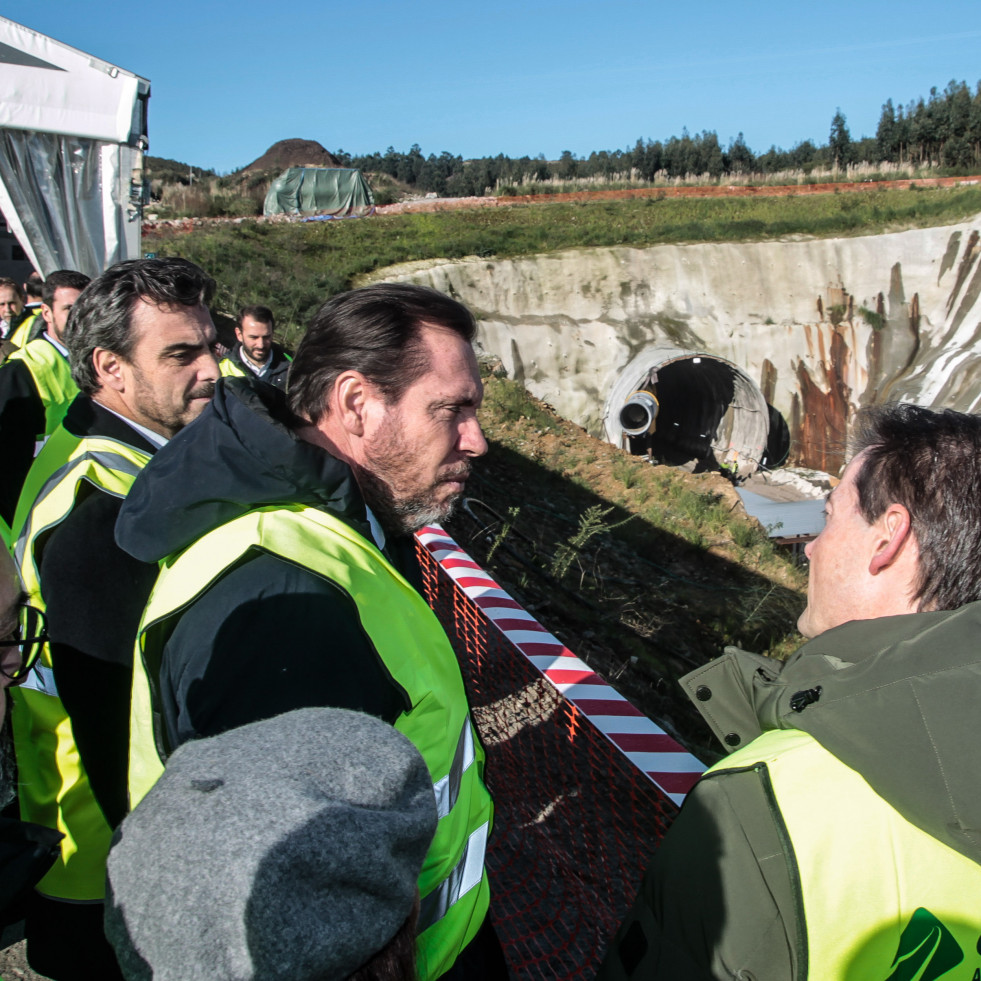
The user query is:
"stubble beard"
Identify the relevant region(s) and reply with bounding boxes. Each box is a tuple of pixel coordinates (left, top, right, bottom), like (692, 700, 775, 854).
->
(355, 461, 470, 537)
(354, 423, 471, 537)
(134, 378, 216, 438)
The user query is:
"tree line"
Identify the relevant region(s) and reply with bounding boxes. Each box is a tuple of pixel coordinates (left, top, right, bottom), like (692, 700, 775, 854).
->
(329, 79, 981, 196)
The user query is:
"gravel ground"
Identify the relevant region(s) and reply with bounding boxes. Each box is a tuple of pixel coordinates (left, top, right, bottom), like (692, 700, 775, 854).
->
(0, 940, 49, 981)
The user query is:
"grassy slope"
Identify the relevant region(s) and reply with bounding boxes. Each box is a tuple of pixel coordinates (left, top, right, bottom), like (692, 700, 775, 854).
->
(145, 183, 981, 347)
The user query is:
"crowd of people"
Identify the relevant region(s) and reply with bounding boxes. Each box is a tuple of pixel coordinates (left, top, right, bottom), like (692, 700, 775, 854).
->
(0, 259, 979, 980)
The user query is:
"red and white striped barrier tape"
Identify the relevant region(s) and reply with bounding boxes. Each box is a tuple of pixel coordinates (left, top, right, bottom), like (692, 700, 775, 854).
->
(417, 526, 706, 806)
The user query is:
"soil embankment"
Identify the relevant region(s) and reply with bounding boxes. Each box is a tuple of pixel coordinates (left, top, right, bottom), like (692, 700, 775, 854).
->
(374, 174, 981, 215)
(143, 174, 981, 232)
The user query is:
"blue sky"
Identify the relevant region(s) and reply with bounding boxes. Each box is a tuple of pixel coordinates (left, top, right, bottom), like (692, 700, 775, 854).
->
(7, 2, 980, 174)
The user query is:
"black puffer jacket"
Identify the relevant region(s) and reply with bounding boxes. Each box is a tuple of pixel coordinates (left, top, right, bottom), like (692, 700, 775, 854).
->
(115, 377, 408, 749)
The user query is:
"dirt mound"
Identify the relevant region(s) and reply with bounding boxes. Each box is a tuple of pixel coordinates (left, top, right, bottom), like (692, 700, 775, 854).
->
(242, 139, 340, 173)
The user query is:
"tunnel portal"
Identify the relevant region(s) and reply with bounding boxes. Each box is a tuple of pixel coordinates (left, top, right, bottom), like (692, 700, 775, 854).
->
(604, 350, 770, 478)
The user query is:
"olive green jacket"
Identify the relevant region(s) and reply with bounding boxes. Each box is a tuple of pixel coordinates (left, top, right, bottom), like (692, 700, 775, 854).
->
(597, 604, 981, 980)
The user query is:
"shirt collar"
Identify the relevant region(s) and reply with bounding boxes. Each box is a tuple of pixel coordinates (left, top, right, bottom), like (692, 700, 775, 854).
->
(43, 332, 69, 358)
(93, 402, 169, 449)
(240, 345, 273, 373)
(364, 505, 386, 553)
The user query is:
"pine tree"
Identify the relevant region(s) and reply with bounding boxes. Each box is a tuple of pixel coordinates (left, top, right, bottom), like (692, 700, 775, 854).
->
(829, 109, 852, 171)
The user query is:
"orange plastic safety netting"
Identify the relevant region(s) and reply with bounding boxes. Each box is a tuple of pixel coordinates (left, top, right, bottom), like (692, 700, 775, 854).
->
(415, 527, 705, 980)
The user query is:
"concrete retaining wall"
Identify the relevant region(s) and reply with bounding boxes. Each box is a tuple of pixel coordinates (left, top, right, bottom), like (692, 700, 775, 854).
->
(376, 215, 981, 472)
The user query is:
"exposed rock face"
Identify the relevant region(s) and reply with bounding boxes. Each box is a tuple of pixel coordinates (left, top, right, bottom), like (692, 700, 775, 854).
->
(242, 139, 340, 173)
(379, 215, 981, 473)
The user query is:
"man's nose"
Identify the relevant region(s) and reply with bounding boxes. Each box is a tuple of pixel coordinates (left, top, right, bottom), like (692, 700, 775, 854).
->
(200, 350, 221, 381)
(460, 416, 488, 458)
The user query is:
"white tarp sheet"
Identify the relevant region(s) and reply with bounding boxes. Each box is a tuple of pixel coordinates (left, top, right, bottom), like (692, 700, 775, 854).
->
(0, 17, 149, 276)
(0, 17, 147, 143)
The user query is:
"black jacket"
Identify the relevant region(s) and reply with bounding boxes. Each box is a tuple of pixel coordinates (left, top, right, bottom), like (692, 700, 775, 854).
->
(0, 815, 61, 927)
(0, 355, 45, 526)
(221, 342, 291, 390)
(115, 377, 407, 750)
(35, 397, 160, 829)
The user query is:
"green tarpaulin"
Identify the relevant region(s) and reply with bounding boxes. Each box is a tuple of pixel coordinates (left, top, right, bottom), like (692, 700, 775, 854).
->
(263, 167, 374, 217)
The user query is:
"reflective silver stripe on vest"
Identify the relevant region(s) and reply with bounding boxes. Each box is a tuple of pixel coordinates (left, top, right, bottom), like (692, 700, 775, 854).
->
(433, 721, 476, 821)
(417, 820, 490, 932)
(14, 448, 145, 568)
(17, 661, 58, 697)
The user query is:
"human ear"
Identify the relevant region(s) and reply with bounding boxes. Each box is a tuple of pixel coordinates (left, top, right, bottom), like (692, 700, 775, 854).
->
(868, 504, 912, 574)
(91, 348, 125, 392)
(333, 371, 368, 437)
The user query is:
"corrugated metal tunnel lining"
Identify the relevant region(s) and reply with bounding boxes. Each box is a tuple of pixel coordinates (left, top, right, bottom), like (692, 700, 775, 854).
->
(604, 349, 769, 477)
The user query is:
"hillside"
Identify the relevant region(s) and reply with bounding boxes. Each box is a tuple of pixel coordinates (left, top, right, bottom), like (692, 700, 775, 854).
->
(145, 140, 346, 219)
(145, 155, 216, 183)
(241, 138, 341, 173)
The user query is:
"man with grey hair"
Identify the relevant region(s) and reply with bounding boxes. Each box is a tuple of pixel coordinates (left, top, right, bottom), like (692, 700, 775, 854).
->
(10, 256, 218, 981)
(0, 277, 24, 348)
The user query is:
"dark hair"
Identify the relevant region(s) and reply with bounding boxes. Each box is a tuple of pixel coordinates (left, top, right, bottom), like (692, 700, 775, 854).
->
(65, 257, 216, 396)
(288, 283, 477, 423)
(41, 270, 91, 308)
(0, 278, 23, 302)
(238, 305, 275, 330)
(850, 402, 981, 612)
(25, 272, 43, 300)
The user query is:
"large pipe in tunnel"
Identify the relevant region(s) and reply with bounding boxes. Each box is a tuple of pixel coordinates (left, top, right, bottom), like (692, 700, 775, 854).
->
(603, 347, 769, 478)
(619, 390, 660, 436)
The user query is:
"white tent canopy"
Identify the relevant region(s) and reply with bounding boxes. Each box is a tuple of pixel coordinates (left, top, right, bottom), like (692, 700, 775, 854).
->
(0, 17, 150, 277)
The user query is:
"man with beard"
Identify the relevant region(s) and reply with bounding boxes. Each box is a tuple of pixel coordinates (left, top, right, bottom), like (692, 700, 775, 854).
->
(219, 304, 291, 389)
(10, 258, 218, 981)
(116, 283, 505, 981)
(0, 548, 62, 929)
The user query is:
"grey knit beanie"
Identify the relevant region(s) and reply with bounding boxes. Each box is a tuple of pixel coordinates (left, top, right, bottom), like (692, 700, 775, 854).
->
(105, 707, 437, 981)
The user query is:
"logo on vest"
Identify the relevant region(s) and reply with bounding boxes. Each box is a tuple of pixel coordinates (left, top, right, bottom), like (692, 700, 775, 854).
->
(886, 908, 962, 981)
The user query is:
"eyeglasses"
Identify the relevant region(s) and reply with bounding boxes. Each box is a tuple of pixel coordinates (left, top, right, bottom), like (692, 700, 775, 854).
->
(0, 602, 48, 685)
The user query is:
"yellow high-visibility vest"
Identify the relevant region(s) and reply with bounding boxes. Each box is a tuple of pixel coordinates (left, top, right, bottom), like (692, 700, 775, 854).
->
(11, 427, 150, 900)
(710, 729, 981, 980)
(7, 337, 78, 448)
(130, 505, 493, 980)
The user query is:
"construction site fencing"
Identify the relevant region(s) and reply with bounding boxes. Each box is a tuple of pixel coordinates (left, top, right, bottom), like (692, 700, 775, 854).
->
(415, 527, 706, 980)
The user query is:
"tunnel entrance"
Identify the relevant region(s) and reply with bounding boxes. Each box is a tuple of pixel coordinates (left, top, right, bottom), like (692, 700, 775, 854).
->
(604, 350, 769, 478)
